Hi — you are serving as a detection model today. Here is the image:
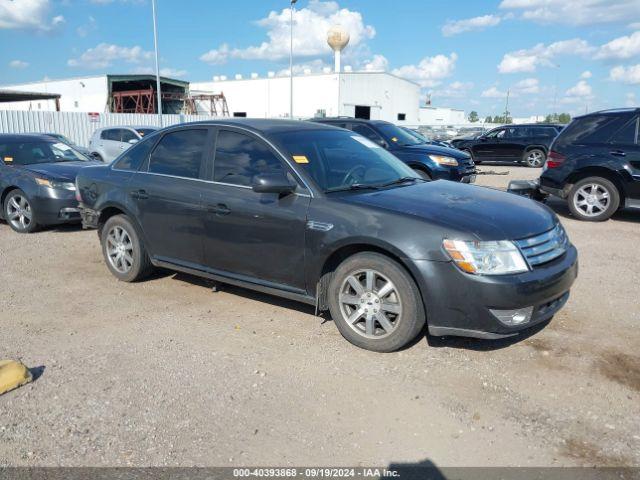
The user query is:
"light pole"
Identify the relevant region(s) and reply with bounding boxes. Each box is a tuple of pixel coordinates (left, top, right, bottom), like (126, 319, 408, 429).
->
(151, 0, 162, 125)
(289, 0, 297, 119)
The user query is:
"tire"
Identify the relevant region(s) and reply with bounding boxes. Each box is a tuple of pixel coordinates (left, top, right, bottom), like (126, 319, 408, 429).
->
(524, 148, 546, 168)
(568, 177, 620, 222)
(92, 153, 103, 162)
(100, 214, 154, 282)
(4, 189, 38, 234)
(413, 168, 432, 181)
(328, 252, 426, 352)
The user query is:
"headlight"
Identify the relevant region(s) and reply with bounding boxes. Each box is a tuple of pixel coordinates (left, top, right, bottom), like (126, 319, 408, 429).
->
(443, 239, 529, 275)
(429, 155, 458, 166)
(35, 177, 76, 191)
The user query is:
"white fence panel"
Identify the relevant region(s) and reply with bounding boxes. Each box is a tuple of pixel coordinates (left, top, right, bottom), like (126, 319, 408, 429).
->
(0, 110, 220, 147)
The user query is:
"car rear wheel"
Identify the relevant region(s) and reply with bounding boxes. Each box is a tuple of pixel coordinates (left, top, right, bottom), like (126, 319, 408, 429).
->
(413, 168, 432, 180)
(568, 177, 620, 222)
(4, 190, 38, 234)
(524, 149, 546, 168)
(328, 252, 426, 352)
(92, 153, 103, 162)
(101, 214, 154, 282)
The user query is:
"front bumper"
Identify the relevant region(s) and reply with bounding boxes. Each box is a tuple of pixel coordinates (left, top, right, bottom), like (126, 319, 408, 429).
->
(31, 188, 81, 225)
(414, 245, 578, 339)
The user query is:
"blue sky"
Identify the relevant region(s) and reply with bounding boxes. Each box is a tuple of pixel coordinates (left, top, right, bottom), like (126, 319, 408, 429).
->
(1, 0, 639, 118)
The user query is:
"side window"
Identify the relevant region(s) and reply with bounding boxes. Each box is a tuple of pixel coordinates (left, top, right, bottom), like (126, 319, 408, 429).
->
(214, 130, 285, 187)
(351, 124, 385, 145)
(148, 129, 207, 179)
(101, 129, 118, 141)
(120, 129, 138, 143)
(486, 129, 505, 139)
(610, 117, 639, 145)
(113, 138, 154, 171)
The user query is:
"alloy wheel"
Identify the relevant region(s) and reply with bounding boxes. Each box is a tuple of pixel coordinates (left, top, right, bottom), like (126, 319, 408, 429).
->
(573, 183, 610, 217)
(6, 195, 33, 231)
(338, 269, 402, 339)
(106, 225, 135, 274)
(526, 150, 544, 167)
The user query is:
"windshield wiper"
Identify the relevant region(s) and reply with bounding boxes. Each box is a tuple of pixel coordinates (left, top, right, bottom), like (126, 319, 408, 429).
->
(326, 183, 381, 193)
(375, 176, 422, 188)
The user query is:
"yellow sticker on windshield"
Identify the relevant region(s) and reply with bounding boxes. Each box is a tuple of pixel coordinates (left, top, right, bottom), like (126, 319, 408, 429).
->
(292, 155, 309, 164)
(3, 157, 13, 163)
(391, 137, 398, 142)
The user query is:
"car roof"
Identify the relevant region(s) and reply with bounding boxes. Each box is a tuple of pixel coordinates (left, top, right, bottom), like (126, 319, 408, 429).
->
(574, 107, 640, 119)
(313, 117, 392, 126)
(0, 133, 58, 143)
(96, 125, 158, 131)
(175, 118, 342, 135)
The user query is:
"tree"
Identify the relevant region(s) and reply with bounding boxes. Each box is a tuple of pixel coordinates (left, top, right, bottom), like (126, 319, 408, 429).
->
(484, 116, 493, 123)
(468, 111, 479, 123)
(558, 113, 571, 123)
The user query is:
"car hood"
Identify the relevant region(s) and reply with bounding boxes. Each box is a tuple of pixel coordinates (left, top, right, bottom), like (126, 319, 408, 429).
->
(23, 161, 98, 182)
(339, 181, 557, 241)
(399, 143, 469, 159)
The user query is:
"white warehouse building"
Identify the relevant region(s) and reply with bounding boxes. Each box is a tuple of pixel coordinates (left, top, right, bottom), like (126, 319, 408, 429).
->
(191, 71, 421, 124)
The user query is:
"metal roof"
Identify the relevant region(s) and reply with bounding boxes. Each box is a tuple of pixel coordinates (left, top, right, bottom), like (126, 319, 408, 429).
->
(0, 90, 61, 102)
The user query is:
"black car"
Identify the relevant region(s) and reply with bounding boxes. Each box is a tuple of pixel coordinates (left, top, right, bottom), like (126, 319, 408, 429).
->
(0, 134, 96, 233)
(451, 124, 563, 167)
(76, 119, 577, 352)
(44, 133, 91, 157)
(537, 109, 639, 221)
(312, 118, 476, 182)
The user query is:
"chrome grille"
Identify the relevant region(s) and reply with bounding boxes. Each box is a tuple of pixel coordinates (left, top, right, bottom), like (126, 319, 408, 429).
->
(515, 224, 568, 267)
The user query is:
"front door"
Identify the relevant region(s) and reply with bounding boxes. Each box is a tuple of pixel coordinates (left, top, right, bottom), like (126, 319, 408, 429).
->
(201, 128, 310, 291)
(474, 128, 506, 160)
(609, 115, 640, 204)
(129, 127, 213, 266)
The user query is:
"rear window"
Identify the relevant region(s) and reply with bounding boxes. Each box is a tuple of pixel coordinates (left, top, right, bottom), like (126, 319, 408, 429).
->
(610, 117, 639, 145)
(101, 129, 121, 141)
(555, 114, 632, 148)
(148, 129, 207, 179)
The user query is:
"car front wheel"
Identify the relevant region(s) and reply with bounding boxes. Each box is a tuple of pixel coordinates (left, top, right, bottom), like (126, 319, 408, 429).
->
(328, 252, 426, 352)
(4, 189, 38, 233)
(568, 177, 620, 222)
(101, 214, 154, 282)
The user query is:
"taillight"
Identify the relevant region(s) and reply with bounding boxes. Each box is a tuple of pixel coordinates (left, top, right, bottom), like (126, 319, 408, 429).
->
(546, 150, 566, 169)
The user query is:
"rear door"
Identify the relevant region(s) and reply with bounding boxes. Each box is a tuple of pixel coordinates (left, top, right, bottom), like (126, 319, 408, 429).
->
(128, 127, 214, 266)
(609, 115, 640, 204)
(201, 127, 310, 291)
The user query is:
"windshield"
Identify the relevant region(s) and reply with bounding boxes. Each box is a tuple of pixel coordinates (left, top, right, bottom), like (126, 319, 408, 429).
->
(376, 123, 423, 147)
(402, 128, 430, 143)
(136, 128, 156, 137)
(0, 141, 89, 165)
(272, 129, 418, 192)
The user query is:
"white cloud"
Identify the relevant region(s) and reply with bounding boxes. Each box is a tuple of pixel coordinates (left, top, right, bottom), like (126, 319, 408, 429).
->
(595, 31, 640, 60)
(432, 81, 474, 99)
(276, 59, 330, 76)
(200, 0, 375, 65)
(609, 64, 640, 85)
(625, 92, 637, 107)
(442, 14, 502, 36)
(363, 54, 388, 72)
(68, 43, 153, 69)
(498, 38, 593, 73)
(499, 0, 640, 27)
(565, 80, 592, 97)
(580, 70, 592, 79)
(513, 77, 540, 94)
(9, 59, 29, 69)
(481, 86, 509, 98)
(391, 53, 458, 88)
(0, 0, 65, 32)
(76, 16, 97, 37)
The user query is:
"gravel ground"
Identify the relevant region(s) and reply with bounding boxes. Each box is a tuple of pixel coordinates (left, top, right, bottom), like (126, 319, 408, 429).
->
(1, 165, 639, 468)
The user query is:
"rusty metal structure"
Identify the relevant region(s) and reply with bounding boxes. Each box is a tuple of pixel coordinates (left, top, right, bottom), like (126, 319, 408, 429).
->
(185, 93, 230, 116)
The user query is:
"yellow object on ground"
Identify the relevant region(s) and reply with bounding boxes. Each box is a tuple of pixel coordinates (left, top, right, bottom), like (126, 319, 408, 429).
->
(0, 360, 32, 396)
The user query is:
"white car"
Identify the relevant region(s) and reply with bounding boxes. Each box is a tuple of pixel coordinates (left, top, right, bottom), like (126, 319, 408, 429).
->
(88, 126, 158, 162)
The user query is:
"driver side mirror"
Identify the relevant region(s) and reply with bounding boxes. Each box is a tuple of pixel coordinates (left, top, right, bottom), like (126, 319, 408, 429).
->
(252, 173, 296, 195)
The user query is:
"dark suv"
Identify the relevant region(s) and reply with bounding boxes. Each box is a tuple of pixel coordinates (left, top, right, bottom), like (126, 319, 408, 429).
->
(451, 124, 563, 167)
(312, 118, 476, 182)
(537, 109, 640, 221)
(77, 119, 577, 352)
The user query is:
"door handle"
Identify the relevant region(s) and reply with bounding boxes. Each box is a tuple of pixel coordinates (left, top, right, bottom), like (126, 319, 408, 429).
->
(207, 203, 231, 215)
(130, 189, 149, 200)
(610, 150, 626, 157)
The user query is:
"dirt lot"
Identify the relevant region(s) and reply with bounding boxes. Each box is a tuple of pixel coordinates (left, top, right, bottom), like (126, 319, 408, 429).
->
(1, 165, 639, 468)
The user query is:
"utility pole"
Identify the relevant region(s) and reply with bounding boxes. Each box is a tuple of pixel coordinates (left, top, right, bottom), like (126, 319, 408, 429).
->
(289, 0, 297, 119)
(504, 89, 510, 124)
(151, 0, 162, 126)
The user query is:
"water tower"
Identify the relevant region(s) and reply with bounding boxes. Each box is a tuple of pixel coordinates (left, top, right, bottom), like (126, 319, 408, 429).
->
(327, 25, 350, 73)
